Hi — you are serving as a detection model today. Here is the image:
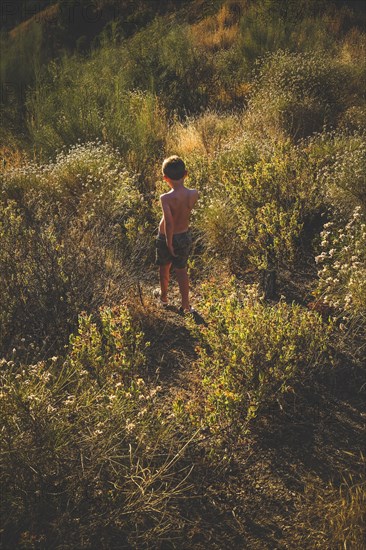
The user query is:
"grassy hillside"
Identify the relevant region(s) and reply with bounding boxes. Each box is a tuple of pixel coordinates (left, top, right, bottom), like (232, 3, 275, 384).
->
(1, 0, 365, 146)
(1, 1, 365, 548)
(0, 0, 220, 147)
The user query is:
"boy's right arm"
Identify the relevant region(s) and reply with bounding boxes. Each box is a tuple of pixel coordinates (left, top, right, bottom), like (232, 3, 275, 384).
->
(160, 194, 176, 256)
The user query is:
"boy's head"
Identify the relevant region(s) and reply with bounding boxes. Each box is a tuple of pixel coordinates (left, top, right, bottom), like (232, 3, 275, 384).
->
(162, 155, 186, 182)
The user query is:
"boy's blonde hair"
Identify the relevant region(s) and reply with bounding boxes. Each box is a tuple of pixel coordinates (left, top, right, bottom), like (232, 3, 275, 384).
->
(162, 155, 186, 180)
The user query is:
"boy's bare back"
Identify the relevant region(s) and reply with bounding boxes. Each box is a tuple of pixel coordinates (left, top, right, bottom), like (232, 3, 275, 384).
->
(159, 186, 198, 235)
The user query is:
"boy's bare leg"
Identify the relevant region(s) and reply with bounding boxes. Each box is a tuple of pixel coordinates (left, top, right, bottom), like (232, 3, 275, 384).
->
(175, 267, 190, 310)
(159, 263, 171, 303)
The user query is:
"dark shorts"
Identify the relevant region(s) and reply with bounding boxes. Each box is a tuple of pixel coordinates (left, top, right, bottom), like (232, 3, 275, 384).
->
(155, 231, 193, 269)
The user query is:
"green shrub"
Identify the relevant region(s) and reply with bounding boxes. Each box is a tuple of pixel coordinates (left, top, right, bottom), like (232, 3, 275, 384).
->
(220, 144, 311, 271)
(205, 0, 346, 109)
(183, 139, 324, 279)
(69, 305, 148, 384)
(0, 20, 44, 134)
(237, 7, 288, 65)
(0, 199, 67, 351)
(126, 20, 210, 114)
(27, 50, 166, 174)
(237, 0, 348, 62)
(188, 279, 332, 436)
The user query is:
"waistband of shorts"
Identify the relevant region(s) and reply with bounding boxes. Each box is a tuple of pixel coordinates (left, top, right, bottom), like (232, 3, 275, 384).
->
(157, 229, 191, 239)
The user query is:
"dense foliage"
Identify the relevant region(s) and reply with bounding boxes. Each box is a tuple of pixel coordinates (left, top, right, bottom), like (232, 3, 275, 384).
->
(185, 280, 332, 433)
(1, 1, 365, 548)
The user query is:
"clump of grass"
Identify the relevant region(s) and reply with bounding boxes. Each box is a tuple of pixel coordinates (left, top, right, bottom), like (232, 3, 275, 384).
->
(326, 475, 366, 550)
(166, 111, 239, 157)
(294, 466, 366, 549)
(0, 304, 195, 548)
(190, 3, 241, 52)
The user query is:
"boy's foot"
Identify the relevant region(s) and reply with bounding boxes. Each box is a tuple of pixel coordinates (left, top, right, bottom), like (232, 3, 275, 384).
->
(153, 288, 169, 308)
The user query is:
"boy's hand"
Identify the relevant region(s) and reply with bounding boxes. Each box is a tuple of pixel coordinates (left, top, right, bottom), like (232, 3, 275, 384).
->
(167, 243, 177, 257)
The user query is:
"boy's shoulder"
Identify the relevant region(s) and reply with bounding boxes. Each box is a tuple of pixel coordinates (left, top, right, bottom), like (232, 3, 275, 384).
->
(183, 186, 199, 197)
(159, 191, 172, 201)
(188, 187, 199, 200)
(160, 187, 198, 203)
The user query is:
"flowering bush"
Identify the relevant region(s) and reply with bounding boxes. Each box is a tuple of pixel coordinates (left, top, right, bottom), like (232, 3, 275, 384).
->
(315, 207, 366, 322)
(0, 142, 151, 355)
(316, 132, 366, 215)
(246, 50, 350, 140)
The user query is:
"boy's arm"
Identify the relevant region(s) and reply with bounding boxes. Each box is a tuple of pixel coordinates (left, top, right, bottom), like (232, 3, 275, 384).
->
(160, 195, 176, 256)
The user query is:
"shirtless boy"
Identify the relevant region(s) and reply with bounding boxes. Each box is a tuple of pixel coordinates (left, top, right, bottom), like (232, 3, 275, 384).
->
(155, 155, 198, 313)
